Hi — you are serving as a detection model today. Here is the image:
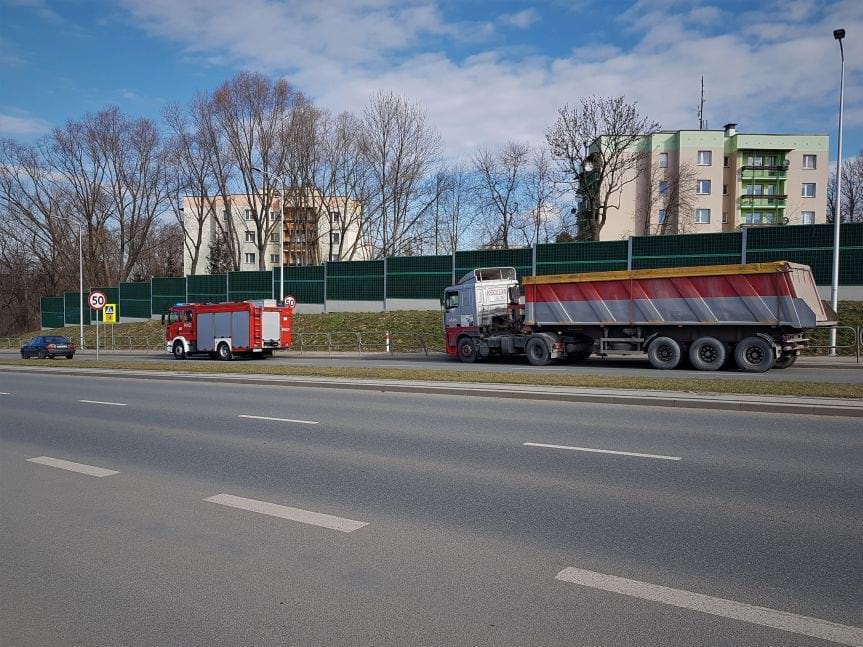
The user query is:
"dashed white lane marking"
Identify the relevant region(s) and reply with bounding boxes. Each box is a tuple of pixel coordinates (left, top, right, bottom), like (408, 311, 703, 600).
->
(238, 414, 318, 425)
(523, 442, 681, 461)
(555, 567, 863, 646)
(27, 456, 119, 477)
(0, 392, 10, 395)
(79, 399, 128, 406)
(204, 493, 367, 532)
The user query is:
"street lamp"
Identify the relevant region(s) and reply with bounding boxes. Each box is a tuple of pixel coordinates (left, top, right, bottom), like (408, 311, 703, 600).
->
(53, 216, 85, 350)
(829, 28, 845, 356)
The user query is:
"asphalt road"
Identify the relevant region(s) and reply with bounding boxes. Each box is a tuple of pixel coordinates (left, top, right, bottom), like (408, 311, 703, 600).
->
(1, 371, 861, 646)
(3, 348, 861, 383)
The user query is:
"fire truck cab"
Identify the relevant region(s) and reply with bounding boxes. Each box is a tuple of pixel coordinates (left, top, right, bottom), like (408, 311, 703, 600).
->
(164, 300, 292, 360)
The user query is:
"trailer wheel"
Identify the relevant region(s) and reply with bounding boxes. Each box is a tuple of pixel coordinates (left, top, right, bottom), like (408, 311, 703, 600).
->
(217, 342, 233, 361)
(734, 336, 775, 373)
(688, 337, 726, 371)
(774, 353, 797, 369)
(647, 336, 681, 370)
(526, 336, 551, 366)
(457, 336, 477, 363)
(172, 341, 186, 360)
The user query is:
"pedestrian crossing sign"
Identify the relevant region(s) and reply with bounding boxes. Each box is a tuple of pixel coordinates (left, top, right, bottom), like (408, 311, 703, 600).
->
(103, 304, 117, 324)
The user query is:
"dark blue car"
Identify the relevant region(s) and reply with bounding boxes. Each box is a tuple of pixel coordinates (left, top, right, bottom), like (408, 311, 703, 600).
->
(20, 335, 76, 359)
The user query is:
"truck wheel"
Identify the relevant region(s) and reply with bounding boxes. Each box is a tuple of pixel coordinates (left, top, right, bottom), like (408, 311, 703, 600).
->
(734, 336, 776, 373)
(217, 342, 233, 361)
(172, 341, 186, 360)
(526, 336, 551, 366)
(457, 337, 477, 363)
(647, 336, 681, 370)
(774, 353, 797, 369)
(688, 337, 726, 371)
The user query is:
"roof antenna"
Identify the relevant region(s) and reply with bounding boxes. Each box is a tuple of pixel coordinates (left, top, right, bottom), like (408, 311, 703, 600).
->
(698, 75, 705, 130)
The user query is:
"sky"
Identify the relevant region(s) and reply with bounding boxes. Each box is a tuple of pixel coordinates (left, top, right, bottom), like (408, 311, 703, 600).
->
(1, 0, 861, 161)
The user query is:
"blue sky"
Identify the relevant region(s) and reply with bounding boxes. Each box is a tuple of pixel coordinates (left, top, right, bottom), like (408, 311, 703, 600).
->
(1, 0, 861, 160)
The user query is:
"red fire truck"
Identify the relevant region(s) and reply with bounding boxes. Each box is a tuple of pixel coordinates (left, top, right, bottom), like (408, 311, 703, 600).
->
(164, 300, 293, 360)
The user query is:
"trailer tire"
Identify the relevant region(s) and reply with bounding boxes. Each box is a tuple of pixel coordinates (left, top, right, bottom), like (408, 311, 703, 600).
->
(688, 337, 726, 371)
(734, 336, 775, 373)
(172, 341, 186, 360)
(647, 336, 681, 370)
(217, 342, 233, 361)
(526, 336, 551, 366)
(774, 353, 797, 369)
(457, 336, 477, 363)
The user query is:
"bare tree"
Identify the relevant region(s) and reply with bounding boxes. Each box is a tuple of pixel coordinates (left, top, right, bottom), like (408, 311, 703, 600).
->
(640, 160, 698, 235)
(519, 147, 557, 246)
(828, 152, 863, 223)
(359, 91, 441, 258)
(546, 96, 660, 240)
(472, 141, 530, 249)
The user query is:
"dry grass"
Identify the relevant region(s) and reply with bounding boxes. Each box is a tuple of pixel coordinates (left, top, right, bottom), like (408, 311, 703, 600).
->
(1, 357, 860, 399)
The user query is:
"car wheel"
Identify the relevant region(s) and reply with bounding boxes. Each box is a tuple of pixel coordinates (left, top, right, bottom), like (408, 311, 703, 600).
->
(37, 350, 47, 360)
(774, 353, 797, 369)
(66, 354, 74, 359)
(22, 352, 29, 360)
(688, 336, 727, 371)
(217, 342, 232, 361)
(457, 336, 477, 363)
(647, 336, 681, 370)
(734, 336, 776, 373)
(526, 336, 551, 366)
(172, 341, 186, 360)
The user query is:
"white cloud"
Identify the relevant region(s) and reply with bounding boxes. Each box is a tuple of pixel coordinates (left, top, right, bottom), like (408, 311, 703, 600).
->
(0, 113, 51, 136)
(119, 0, 863, 159)
(499, 8, 540, 29)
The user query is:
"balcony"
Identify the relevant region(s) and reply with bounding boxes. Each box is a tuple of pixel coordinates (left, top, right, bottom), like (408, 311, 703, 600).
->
(740, 193, 787, 201)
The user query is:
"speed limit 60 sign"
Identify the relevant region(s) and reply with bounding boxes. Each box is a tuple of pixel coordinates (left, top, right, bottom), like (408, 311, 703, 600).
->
(88, 291, 107, 309)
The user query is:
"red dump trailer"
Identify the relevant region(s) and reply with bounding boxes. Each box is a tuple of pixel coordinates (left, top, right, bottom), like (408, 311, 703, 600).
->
(442, 262, 836, 372)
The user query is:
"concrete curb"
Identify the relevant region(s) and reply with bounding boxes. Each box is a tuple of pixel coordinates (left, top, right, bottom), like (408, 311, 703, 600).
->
(2, 365, 861, 418)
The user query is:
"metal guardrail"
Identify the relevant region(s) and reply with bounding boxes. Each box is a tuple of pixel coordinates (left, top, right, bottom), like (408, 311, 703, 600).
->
(802, 326, 861, 363)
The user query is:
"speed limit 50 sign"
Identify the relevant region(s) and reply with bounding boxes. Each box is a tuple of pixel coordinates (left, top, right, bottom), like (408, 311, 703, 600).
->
(88, 291, 107, 309)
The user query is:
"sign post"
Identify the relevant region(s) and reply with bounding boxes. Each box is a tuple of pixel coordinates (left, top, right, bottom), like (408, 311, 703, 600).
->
(88, 291, 106, 361)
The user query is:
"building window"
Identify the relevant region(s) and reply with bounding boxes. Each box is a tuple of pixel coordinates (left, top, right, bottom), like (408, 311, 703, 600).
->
(801, 211, 815, 224)
(695, 208, 710, 224)
(764, 184, 776, 196)
(270, 232, 280, 243)
(696, 179, 711, 195)
(245, 230, 255, 243)
(697, 150, 712, 166)
(330, 210, 341, 225)
(765, 155, 776, 168)
(658, 209, 666, 224)
(272, 209, 281, 221)
(722, 210, 728, 224)
(802, 183, 816, 198)
(331, 232, 340, 245)
(270, 254, 280, 264)
(722, 184, 728, 195)
(659, 180, 668, 196)
(802, 154, 817, 169)
(222, 210, 230, 221)
(658, 153, 668, 169)
(244, 209, 253, 221)
(747, 155, 763, 167)
(746, 184, 763, 196)
(244, 252, 256, 265)
(723, 156, 729, 168)
(743, 211, 776, 225)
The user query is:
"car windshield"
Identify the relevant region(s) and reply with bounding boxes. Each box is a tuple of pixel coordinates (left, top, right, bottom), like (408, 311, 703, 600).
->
(44, 336, 69, 344)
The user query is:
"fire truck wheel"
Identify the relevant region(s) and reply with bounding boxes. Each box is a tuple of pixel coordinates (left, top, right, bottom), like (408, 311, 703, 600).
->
(735, 337, 776, 372)
(172, 341, 186, 360)
(647, 336, 681, 370)
(526, 336, 551, 366)
(217, 342, 233, 361)
(688, 336, 726, 371)
(457, 336, 477, 363)
(774, 353, 797, 369)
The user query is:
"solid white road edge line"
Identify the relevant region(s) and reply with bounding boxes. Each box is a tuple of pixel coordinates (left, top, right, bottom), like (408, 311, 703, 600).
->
(79, 399, 128, 406)
(523, 442, 681, 461)
(204, 493, 367, 532)
(555, 567, 863, 647)
(27, 456, 119, 477)
(238, 414, 319, 425)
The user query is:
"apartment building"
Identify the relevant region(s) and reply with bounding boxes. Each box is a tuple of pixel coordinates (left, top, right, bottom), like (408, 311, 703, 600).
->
(595, 124, 829, 240)
(181, 191, 368, 276)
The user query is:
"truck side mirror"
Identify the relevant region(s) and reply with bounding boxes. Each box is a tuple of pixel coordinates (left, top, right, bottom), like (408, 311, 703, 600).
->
(160, 313, 165, 326)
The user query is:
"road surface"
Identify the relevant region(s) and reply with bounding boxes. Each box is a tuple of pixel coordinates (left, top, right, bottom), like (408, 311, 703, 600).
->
(1, 370, 861, 646)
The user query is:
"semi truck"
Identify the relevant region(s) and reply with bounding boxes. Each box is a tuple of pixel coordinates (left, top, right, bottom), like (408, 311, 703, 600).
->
(164, 300, 293, 360)
(442, 262, 836, 372)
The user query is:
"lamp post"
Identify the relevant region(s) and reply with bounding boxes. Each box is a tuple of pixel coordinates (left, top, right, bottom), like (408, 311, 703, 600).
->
(53, 216, 85, 350)
(829, 28, 845, 356)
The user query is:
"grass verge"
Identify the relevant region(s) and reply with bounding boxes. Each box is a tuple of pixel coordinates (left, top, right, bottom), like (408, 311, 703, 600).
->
(1, 358, 860, 400)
